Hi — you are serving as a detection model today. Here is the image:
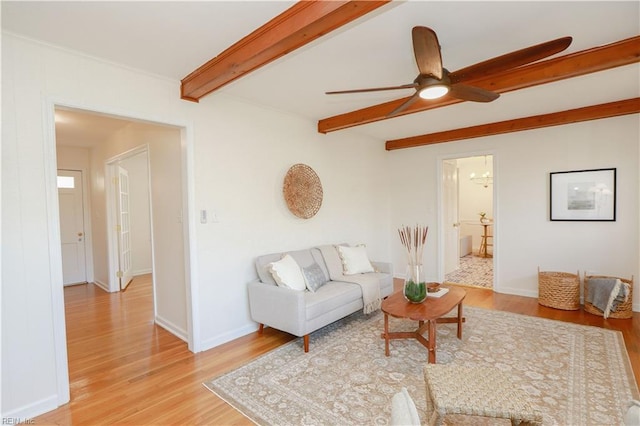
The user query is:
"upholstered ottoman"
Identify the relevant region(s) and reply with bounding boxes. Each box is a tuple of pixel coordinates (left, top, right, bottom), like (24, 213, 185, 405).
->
(423, 364, 542, 426)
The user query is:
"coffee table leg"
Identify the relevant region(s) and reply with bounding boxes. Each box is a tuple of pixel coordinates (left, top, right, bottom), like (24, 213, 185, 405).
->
(384, 312, 390, 356)
(428, 320, 436, 364)
(457, 302, 463, 339)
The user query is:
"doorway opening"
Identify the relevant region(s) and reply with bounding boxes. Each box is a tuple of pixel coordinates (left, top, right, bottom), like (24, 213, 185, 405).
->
(441, 154, 495, 289)
(51, 103, 196, 406)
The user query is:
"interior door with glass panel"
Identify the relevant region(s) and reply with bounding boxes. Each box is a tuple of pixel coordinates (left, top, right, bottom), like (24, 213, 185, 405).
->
(443, 160, 460, 274)
(117, 166, 134, 290)
(58, 169, 87, 285)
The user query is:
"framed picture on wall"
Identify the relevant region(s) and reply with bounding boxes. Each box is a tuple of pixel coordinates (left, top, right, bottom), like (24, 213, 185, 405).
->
(550, 168, 616, 221)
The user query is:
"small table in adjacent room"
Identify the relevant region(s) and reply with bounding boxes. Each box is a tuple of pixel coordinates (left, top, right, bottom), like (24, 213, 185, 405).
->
(381, 285, 466, 363)
(477, 222, 493, 258)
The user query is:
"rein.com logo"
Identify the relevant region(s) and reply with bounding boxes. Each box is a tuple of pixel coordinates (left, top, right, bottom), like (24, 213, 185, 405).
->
(2, 418, 35, 425)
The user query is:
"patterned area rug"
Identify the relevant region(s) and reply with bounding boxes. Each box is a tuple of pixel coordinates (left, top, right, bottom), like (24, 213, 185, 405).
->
(204, 307, 638, 425)
(445, 255, 493, 288)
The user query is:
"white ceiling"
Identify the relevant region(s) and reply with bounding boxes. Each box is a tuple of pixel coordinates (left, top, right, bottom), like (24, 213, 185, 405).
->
(54, 108, 133, 148)
(3, 1, 639, 145)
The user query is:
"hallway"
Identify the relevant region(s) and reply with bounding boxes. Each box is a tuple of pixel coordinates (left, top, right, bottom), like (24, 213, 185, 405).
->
(445, 255, 493, 288)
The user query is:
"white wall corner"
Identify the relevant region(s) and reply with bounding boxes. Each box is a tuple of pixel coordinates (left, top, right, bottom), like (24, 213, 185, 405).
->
(92, 279, 111, 293)
(154, 315, 188, 342)
(1, 395, 59, 424)
(200, 324, 259, 353)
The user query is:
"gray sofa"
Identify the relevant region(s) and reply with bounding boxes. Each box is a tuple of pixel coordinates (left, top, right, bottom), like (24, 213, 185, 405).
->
(248, 244, 394, 352)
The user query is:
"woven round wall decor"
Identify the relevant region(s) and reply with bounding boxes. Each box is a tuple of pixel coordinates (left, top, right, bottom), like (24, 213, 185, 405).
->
(283, 163, 323, 219)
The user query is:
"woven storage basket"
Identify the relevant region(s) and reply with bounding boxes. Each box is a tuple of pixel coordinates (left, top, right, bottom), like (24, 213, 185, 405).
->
(584, 275, 633, 319)
(538, 268, 580, 310)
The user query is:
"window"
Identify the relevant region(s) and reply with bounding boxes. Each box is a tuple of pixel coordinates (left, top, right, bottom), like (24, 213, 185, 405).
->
(57, 176, 75, 189)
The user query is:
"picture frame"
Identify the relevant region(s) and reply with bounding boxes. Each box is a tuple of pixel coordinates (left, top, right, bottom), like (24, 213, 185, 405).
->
(550, 168, 616, 221)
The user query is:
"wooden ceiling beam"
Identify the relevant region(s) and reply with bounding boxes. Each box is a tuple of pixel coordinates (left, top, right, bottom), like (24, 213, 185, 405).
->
(180, 1, 390, 102)
(385, 98, 640, 150)
(318, 35, 640, 133)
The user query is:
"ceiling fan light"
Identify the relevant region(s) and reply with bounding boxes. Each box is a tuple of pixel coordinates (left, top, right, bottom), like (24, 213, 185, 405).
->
(419, 85, 449, 100)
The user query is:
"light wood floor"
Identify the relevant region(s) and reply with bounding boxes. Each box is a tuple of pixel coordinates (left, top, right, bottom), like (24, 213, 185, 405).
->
(36, 275, 638, 425)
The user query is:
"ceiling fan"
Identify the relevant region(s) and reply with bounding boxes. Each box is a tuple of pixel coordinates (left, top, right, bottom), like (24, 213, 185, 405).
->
(326, 27, 572, 117)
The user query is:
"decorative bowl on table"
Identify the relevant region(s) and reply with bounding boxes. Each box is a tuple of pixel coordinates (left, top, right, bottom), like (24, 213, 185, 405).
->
(427, 282, 441, 293)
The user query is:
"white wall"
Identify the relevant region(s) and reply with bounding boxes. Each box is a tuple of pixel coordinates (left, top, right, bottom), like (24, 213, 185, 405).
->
(1, 34, 391, 419)
(192, 94, 391, 349)
(388, 117, 639, 301)
(458, 156, 493, 221)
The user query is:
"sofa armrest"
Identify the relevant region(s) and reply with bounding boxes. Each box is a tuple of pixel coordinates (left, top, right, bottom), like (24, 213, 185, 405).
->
(372, 261, 393, 275)
(247, 280, 307, 337)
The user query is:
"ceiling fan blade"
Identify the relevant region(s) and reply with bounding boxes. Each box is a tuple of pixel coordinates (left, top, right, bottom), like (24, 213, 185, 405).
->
(412, 26, 443, 79)
(387, 92, 421, 117)
(449, 84, 499, 103)
(326, 83, 417, 95)
(449, 36, 572, 84)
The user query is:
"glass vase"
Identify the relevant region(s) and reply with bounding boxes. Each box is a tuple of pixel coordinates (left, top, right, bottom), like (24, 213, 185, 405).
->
(403, 263, 427, 303)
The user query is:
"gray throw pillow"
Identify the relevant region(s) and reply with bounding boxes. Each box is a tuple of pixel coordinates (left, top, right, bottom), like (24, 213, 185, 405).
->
(303, 262, 328, 292)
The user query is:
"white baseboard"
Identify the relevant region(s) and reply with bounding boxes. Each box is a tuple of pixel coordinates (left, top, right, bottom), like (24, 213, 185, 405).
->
(155, 315, 188, 342)
(487, 288, 639, 312)
(494, 286, 538, 299)
(200, 324, 258, 353)
(1, 394, 58, 423)
(133, 268, 152, 276)
(93, 279, 109, 292)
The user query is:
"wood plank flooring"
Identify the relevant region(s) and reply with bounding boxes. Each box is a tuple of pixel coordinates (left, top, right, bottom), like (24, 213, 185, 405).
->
(36, 275, 638, 425)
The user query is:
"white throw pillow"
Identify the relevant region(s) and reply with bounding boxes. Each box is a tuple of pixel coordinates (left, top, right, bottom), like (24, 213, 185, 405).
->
(390, 387, 420, 426)
(337, 245, 374, 275)
(268, 254, 306, 291)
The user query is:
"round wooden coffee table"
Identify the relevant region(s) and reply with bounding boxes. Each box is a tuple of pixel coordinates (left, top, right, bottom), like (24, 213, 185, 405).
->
(381, 285, 466, 363)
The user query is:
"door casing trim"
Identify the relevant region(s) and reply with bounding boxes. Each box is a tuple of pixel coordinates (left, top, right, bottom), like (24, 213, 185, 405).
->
(43, 97, 201, 410)
(436, 150, 498, 290)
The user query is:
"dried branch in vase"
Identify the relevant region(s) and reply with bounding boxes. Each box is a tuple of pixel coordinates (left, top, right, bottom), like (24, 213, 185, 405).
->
(398, 225, 429, 303)
(398, 224, 428, 266)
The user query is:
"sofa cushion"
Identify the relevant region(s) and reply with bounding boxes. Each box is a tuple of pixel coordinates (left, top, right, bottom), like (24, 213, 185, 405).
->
(304, 281, 362, 320)
(256, 253, 283, 285)
(337, 245, 374, 275)
(317, 244, 346, 280)
(268, 254, 306, 291)
(302, 262, 328, 292)
(289, 248, 330, 280)
(255, 248, 329, 286)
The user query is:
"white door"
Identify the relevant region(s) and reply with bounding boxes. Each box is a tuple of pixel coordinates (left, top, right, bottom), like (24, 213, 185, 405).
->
(443, 160, 460, 274)
(58, 170, 87, 285)
(117, 166, 134, 290)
